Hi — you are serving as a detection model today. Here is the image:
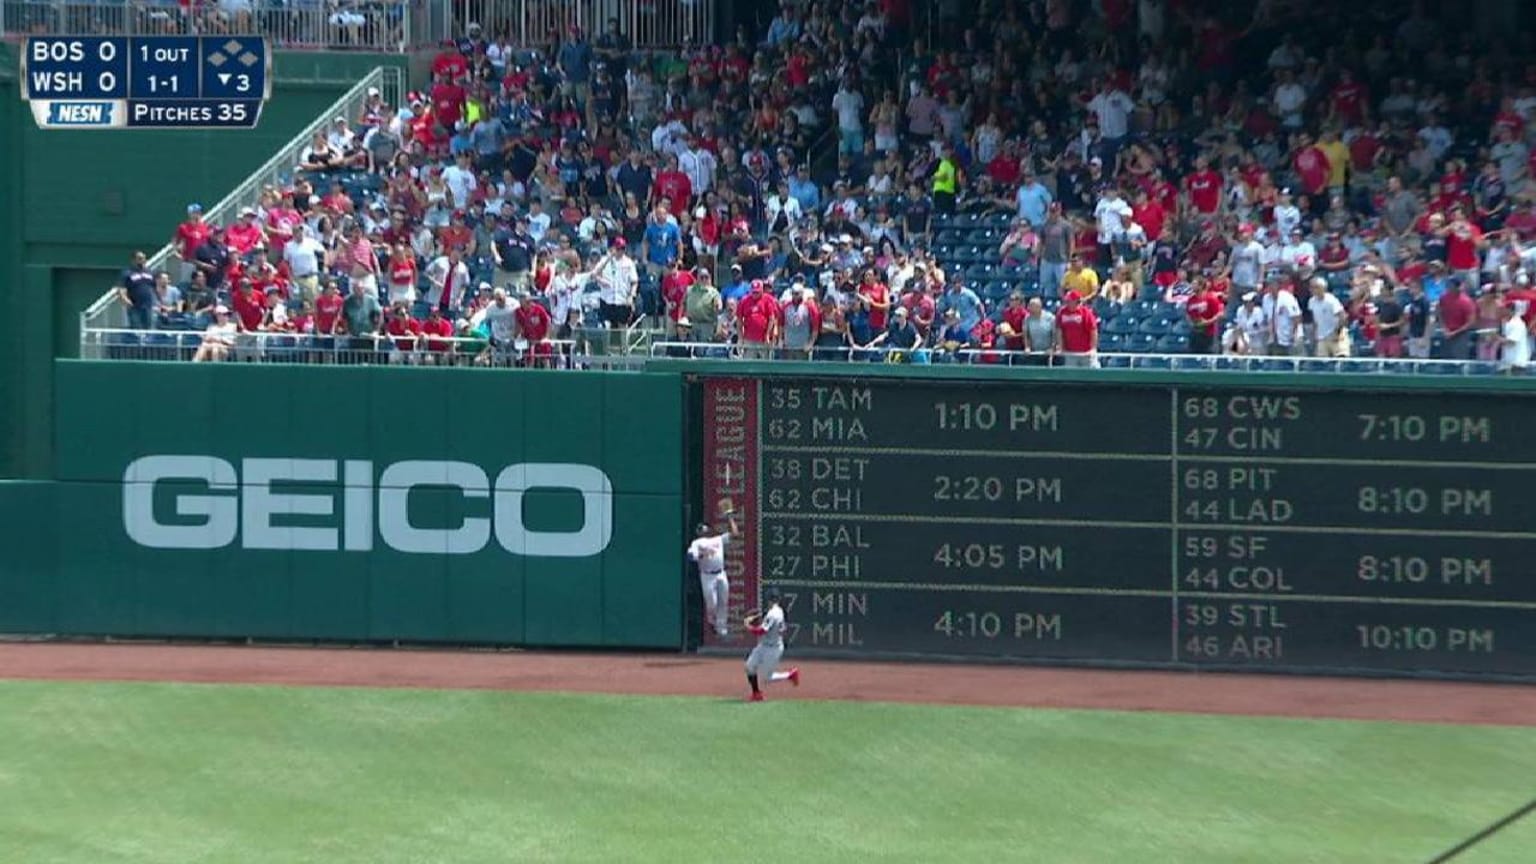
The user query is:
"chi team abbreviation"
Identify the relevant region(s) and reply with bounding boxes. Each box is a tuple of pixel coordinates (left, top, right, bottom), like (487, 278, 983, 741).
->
(122, 456, 613, 557)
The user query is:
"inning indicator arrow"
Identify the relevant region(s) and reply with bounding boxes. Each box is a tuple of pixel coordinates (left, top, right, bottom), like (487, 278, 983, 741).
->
(218, 73, 231, 85)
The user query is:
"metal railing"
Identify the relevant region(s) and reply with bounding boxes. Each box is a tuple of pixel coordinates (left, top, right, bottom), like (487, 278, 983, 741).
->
(644, 342, 1522, 376)
(443, 0, 712, 49)
(81, 328, 649, 369)
(78, 65, 403, 339)
(1, 0, 427, 51)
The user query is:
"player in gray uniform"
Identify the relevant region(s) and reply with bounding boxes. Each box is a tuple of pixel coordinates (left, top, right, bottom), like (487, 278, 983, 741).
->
(743, 587, 800, 702)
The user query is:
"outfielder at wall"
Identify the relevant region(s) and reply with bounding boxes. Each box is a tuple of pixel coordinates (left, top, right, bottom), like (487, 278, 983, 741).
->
(687, 504, 739, 638)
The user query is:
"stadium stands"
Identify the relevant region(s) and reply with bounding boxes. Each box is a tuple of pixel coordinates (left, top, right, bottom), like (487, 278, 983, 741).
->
(93, 0, 1536, 373)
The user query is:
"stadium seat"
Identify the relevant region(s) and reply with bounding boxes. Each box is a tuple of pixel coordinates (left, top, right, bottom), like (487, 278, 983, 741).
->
(1256, 358, 1296, 372)
(1156, 335, 1190, 353)
(1100, 332, 1126, 351)
(1467, 362, 1499, 375)
(1125, 333, 1157, 353)
(1137, 317, 1173, 336)
(1104, 316, 1138, 336)
(1100, 354, 1131, 368)
(1299, 359, 1335, 373)
(1173, 355, 1211, 371)
(936, 229, 966, 247)
(1135, 354, 1173, 369)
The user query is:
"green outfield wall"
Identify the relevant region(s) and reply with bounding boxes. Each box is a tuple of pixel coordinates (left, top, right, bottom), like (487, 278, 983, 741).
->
(0, 362, 685, 648)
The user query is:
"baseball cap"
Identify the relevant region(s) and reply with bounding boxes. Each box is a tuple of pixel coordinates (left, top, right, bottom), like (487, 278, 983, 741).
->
(367, 86, 380, 97)
(239, 206, 256, 217)
(334, 116, 347, 125)
(214, 304, 229, 314)
(187, 203, 202, 214)
(612, 237, 627, 249)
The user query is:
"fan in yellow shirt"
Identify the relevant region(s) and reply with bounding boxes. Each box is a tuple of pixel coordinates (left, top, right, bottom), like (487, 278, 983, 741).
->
(1062, 255, 1101, 301)
(1319, 130, 1349, 189)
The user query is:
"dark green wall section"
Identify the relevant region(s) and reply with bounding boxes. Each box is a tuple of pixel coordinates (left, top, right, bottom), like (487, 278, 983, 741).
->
(6, 362, 685, 648)
(0, 44, 410, 479)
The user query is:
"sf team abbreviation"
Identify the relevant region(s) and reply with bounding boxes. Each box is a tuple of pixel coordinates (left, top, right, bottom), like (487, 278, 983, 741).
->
(21, 36, 269, 129)
(697, 374, 1536, 680)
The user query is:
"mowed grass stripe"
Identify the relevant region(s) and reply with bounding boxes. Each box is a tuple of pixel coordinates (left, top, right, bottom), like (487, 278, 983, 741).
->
(0, 682, 1531, 864)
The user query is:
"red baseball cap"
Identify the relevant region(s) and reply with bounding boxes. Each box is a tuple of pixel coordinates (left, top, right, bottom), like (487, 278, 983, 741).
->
(612, 237, 627, 249)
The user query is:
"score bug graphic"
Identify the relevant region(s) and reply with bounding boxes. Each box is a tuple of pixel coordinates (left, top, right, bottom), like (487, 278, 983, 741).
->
(21, 35, 270, 129)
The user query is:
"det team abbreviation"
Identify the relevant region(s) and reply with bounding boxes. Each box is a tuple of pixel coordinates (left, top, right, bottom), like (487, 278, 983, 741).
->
(20, 36, 269, 129)
(702, 375, 1536, 678)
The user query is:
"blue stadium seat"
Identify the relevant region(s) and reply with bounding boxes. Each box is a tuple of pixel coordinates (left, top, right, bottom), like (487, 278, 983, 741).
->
(984, 280, 1012, 302)
(1169, 318, 1193, 335)
(1130, 299, 1162, 318)
(1135, 354, 1173, 369)
(1104, 316, 1138, 336)
(1418, 362, 1461, 375)
(936, 230, 966, 247)
(964, 263, 995, 282)
(1100, 332, 1126, 352)
(1213, 356, 1245, 371)
(1385, 360, 1421, 374)
(1156, 335, 1190, 353)
(1338, 359, 1377, 373)
(1173, 355, 1211, 371)
(1299, 359, 1335, 373)
(1100, 353, 1132, 368)
(1256, 358, 1296, 372)
(967, 228, 998, 245)
(1137, 317, 1173, 336)
(1467, 361, 1500, 375)
(1125, 333, 1157, 353)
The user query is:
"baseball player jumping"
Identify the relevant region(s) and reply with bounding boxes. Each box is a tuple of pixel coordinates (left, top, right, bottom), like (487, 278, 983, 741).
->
(743, 587, 800, 702)
(687, 507, 739, 638)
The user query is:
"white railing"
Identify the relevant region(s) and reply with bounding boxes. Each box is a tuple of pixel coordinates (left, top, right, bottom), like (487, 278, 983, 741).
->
(81, 328, 649, 369)
(1, 0, 429, 50)
(645, 342, 1520, 376)
(78, 65, 403, 339)
(444, 0, 712, 49)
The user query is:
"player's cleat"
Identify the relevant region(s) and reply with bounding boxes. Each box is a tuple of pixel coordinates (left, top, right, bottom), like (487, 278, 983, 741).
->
(749, 691, 765, 702)
(788, 667, 800, 687)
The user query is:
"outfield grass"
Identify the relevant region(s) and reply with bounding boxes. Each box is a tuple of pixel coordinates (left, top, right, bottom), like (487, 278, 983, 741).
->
(0, 681, 1532, 863)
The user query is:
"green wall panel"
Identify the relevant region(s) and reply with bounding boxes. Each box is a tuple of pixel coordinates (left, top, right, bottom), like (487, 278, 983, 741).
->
(0, 482, 58, 631)
(32, 361, 685, 648)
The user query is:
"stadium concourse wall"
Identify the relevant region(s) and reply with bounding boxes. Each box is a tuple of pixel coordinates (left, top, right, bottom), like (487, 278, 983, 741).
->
(0, 44, 412, 481)
(0, 361, 685, 649)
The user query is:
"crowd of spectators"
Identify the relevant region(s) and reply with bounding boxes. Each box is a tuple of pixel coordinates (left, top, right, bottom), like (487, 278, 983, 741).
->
(118, 0, 1536, 372)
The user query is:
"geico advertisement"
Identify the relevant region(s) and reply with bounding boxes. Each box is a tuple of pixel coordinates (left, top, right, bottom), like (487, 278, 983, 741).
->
(121, 456, 614, 557)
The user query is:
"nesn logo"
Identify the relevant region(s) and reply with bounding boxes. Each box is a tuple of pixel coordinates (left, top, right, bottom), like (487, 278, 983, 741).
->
(47, 101, 115, 125)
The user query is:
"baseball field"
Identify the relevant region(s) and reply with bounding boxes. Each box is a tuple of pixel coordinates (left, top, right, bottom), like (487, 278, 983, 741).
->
(2, 644, 1534, 863)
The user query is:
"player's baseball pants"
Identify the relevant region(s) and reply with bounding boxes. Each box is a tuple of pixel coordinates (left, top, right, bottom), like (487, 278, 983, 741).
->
(745, 645, 783, 679)
(700, 570, 728, 635)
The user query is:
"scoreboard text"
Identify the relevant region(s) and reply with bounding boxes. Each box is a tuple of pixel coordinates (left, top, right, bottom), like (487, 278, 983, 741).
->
(21, 36, 270, 129)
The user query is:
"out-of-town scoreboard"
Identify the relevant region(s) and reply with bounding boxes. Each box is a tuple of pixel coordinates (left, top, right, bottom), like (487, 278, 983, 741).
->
(21, 36, 270, 129)
(696, 372, 1536, 680)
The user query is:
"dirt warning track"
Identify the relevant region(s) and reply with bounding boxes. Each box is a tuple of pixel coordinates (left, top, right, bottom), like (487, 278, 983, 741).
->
(0, 642, 1532, 726)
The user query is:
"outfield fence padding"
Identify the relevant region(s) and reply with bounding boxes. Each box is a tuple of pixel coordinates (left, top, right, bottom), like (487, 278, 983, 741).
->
(0, 360, 685, 648)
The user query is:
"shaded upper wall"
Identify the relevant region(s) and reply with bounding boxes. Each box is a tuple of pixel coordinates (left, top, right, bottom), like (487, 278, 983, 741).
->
(2, 44, 409, 265)
(0, 44, 414, 479)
